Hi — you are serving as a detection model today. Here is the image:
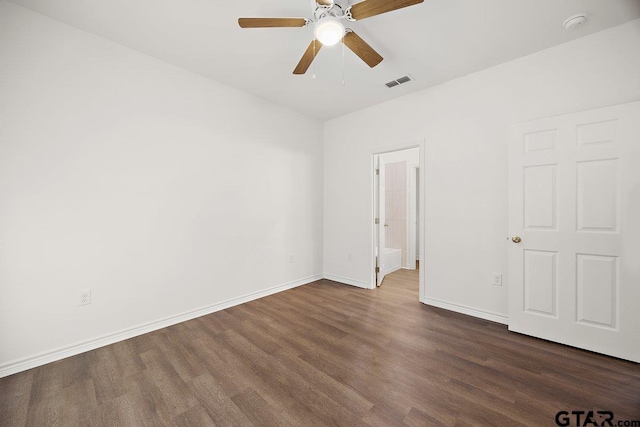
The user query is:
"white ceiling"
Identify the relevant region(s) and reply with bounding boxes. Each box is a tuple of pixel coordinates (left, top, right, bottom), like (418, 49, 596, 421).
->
(8, 0, 640, 120)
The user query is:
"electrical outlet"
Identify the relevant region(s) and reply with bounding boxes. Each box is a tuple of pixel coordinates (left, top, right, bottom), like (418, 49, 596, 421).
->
(492, 273, 502, 286)
(289, 254, 294, 263)
(79, 289, 91, 306)
(348, 252, 353, 261)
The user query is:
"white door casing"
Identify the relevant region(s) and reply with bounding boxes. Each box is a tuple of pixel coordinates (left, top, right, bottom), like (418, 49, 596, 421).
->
(377, 157, 387, 286)
(407, 166, 418, 270)
(508, 101, 640, 363)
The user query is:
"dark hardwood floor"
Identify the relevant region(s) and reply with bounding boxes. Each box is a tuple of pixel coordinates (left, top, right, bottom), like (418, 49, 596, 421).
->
(1, 267, 639, 426)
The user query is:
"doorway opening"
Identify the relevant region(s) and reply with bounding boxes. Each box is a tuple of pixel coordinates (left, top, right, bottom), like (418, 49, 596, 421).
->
(373, 146, 424, 300)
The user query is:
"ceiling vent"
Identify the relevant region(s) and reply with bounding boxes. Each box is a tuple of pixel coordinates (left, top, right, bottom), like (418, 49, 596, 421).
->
(384, 75, 413, 88)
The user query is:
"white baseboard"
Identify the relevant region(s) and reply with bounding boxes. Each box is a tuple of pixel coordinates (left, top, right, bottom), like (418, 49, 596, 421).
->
(322, 273, 371, 289)
(0, 274, 323, 379)
(421, 297, 509, 325)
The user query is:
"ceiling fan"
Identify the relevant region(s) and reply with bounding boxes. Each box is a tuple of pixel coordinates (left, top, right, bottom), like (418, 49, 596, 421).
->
(238, 0, 424, 75)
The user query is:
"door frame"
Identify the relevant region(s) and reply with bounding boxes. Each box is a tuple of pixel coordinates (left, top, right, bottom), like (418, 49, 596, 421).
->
(407, 165, 419, 270)
(374, 155, 387, 286)
(371, 141, 426, 302)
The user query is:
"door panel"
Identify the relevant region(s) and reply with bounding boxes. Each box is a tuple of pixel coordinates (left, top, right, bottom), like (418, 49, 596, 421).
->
(523, 164, 557, 229)
(509, 101, 640, 363)
(576, 159, 619, 232)
(576, 254, 617, 328)
(523, 250, 557, 317)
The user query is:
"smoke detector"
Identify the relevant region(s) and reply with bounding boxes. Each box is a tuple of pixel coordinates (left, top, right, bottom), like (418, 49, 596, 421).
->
(563, 13, 587, 30)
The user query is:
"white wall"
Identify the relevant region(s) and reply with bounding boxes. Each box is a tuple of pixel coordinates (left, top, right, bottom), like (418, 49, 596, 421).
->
(324, 20, 640, 320)
(0, 2, 323, 375)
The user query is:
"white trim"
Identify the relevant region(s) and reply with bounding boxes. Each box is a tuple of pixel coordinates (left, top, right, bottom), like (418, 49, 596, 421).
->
(407, 165, 418, 270)
(0, 274, 322, 378)
(421, 296, 509, 325)
(372, 155, 380, 288)
(323, 273, 370, 289)
(419, 140, 426, 302)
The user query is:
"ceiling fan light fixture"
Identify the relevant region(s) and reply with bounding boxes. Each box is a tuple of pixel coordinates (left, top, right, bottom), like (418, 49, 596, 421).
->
(314, 18, 345, 46)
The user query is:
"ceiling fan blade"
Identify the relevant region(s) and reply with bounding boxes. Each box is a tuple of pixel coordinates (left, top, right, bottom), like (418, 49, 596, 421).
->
(238, 18, 308, 28)
(343, 32, 383, 68)
(349, 0, 424, 21)
(293, 40, 322, 75)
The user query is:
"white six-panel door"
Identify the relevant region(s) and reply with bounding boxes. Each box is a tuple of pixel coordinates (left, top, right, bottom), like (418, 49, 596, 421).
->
(509, 101, 640, 363)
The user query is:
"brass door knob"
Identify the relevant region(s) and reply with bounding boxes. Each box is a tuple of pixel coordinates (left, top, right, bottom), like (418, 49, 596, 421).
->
(512, 236, 522, 243)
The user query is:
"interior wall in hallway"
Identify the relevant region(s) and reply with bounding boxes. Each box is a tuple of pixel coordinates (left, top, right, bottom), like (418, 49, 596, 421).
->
(385, 161, 408, 265)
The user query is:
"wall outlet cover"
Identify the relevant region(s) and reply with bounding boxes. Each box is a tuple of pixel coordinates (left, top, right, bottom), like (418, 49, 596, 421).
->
(492, 273, 502, 286)
(79, 289, 91, 306)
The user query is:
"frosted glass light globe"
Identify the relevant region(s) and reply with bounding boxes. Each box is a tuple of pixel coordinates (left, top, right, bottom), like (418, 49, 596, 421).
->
(314, 18, 345, 46)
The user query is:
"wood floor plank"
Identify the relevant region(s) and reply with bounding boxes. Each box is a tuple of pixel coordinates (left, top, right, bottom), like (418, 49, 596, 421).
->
(271, 348, 374, 417)
(137, 349, 199, 418)
(25, 378, 97, 427)
(402, 406, 444, 427)
(121, 371, 175, 425)
(169, 404, 216, 427)
(218, 329, 369, 427)
(151, 330, 207, 384)
(188, 373, 252, 427)
(84, 400, 128, 427)
(87, 346, 129, 405)
(2, 266, 639, 426)
(360, 402, 407, 427)
(0, 370, 33, 426)
(197, 331, 307, 417)
(230, 387, 291, 427)
(26, 360, 64, 404)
